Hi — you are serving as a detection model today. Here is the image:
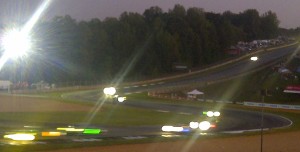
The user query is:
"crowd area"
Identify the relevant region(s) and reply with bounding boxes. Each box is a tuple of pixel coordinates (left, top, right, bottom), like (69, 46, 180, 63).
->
(225, 36, 294, 55)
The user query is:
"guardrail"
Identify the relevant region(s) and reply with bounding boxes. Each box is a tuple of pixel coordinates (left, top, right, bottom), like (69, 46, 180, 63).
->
(127, 41, 299, 85)
(148, 92, 300, 110)
(244, 101, 300, 110)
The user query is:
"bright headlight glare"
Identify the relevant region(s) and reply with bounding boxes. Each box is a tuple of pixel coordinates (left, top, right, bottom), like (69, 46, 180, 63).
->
(206, 111, 214, 117)
(103, 87, 116, 95)
(162, 126, 183, 132)
(250, 56, 258, 61)
(189, 122, 199, 129)
(213, 111, 221, 117)
(118, 97, 126, 102)
(4, 133, 35, 141)
(199, 121, 211, 131)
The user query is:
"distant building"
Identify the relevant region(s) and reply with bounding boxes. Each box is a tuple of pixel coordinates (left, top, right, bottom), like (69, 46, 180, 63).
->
(0, 80, 11, 90)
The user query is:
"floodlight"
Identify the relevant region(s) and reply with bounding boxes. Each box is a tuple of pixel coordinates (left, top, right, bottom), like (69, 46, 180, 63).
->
(1, 29, 31, 59)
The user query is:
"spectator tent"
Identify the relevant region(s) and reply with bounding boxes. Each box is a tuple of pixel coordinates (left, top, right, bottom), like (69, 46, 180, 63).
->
(187, 89, 204, 99)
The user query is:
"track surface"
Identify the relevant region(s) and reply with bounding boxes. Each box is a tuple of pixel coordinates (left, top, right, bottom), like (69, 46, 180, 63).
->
(64, 90, 292, 136)
(0, 44, 297, 146)
(62, 45, 299, 136)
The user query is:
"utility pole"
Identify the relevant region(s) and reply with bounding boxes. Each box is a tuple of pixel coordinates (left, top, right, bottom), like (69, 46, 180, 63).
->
(260, 89, 267, 152)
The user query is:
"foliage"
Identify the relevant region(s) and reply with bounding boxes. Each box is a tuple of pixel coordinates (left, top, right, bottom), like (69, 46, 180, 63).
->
(0, 5, 281, 83)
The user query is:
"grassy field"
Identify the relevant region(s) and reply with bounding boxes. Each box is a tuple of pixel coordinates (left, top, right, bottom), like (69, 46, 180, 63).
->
(0, 94, 299, 152)
(1, 54, 299, 151)
(0, 86, 299, 152)
(0, 107, 200, 127)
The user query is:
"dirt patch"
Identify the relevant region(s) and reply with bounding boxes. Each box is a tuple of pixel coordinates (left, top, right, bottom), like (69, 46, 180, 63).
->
(46, 131, 300, 152)
(0, 95, 92, 112)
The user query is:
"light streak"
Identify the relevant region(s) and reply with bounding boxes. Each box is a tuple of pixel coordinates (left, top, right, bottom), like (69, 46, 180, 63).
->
(4, 133, 35, 141)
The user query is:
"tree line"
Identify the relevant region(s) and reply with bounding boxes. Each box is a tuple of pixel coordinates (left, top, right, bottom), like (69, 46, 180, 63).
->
(1, 4, 281, 84)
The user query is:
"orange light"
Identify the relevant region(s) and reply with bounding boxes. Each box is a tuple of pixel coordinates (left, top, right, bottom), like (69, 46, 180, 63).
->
(41, 132, 64, 137)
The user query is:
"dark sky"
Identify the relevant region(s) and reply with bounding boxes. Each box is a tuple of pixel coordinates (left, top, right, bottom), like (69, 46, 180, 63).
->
(0, 0, 299, 28)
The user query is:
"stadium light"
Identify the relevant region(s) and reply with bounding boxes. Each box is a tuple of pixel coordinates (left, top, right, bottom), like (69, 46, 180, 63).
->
(0, 0, 51, 70)
(1, 28, 32, 59)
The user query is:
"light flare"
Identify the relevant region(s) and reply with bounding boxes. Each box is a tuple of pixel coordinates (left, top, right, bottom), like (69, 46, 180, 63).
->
(206, 111, 214, 117)
(2, 29, 31, 59)
(189, 122, 199, 129)
(199, 121, 211, 131)
(103, 87, 116, 96)
(162, 126, 184, 132)
(83, 129, 101, 134)
(214, 111, 221, 117)
(4, 133, 35, 141)
(41, 132, 65, 137)
(57, 127, 84, 132)
(117, 97, 126, 102)
(0, 0, 51, 71)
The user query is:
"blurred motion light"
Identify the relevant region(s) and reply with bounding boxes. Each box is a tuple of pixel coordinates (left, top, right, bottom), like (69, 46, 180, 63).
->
(41, 132, 64, 137)
(83, 129, 101, 134)
(199, 121, 211, 131)
(57, 127, 84, 132)
(161, 126, 184, 132)
(250, 56, 258, 61)
(206, 111, 214, 117)
(210, 124, 216, 128)
(213, 111, 221, 117)
(189, 122, 199, 129)
(1, 28, 31, 59)
(4, 133, 35, 141)
(117, 97, 126, 102)
(103, 87, 116, 96)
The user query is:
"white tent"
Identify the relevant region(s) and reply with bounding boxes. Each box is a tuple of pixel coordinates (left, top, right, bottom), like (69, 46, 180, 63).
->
(187, 89, 204, 95)
(187, 89, 204, 99)
(278, 67, 291, 74)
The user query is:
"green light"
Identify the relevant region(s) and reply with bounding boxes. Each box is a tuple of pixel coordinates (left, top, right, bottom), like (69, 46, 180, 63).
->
(203, 111, 207, 115)
(83, 129, 101, 134)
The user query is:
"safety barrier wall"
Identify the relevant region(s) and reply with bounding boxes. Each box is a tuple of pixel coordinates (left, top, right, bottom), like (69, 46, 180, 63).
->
(244, 101, 300, 110)
(148, 92, 300, 110)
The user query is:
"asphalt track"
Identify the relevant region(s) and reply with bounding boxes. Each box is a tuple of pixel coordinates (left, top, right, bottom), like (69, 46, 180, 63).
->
(0, 44, 296, 145)
(60, 44, 299, 137)
(63, 90, 292, 137)
(122, 44, 299, 93)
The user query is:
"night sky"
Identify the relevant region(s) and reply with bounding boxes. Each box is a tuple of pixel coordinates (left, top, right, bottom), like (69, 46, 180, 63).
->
(0, 0, 299, 28)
